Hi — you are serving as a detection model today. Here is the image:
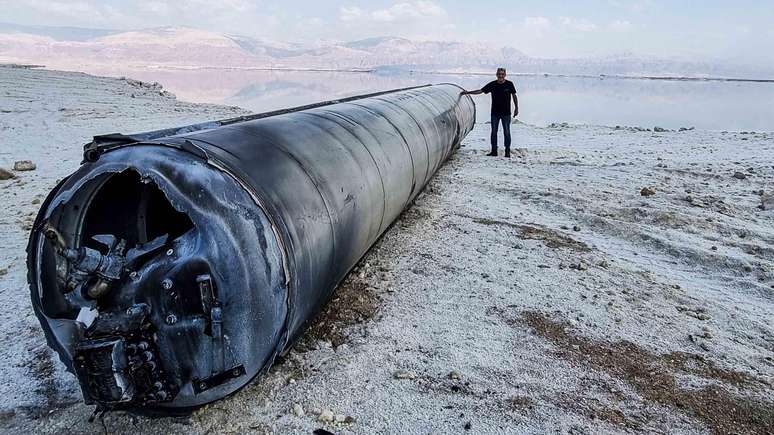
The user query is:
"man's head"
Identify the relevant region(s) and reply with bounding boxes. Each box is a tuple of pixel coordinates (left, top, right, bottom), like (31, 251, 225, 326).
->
(496, 67, 506, 83)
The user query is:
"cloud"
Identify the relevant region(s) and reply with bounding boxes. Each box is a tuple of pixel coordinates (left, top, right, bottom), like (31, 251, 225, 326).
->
(609, 19, 633, 32)
(336, 1, 452, 40)
(339, 1, 446, 23)
(339, 6, 364, 22)
(16, 0, 113, 21)
(607, 0, 653, 13)
(559, 17, 598, 32)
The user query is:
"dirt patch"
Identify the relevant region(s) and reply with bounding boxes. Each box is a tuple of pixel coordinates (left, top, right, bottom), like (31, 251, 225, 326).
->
(299, 266, 382, 349)
(555, 395, 636, 429)
(16, 345, 77, 419)
(508, 395, 534, 412)
(471, 218, 591, 252)
(509, 309, 774, 435)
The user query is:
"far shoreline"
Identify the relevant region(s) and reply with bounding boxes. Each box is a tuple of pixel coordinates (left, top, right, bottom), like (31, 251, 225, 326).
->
(4, 62, 773, 84)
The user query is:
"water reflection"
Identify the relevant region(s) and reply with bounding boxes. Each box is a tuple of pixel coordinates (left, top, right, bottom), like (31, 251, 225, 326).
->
(87, 67, 774, 131)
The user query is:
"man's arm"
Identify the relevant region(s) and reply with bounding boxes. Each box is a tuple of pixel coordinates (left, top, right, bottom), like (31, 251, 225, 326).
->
(460, 89, 484, 95)
(512, 93, 519, 117)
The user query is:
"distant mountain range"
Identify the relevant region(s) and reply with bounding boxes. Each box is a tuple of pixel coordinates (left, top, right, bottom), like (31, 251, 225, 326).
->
(0, 23, 770, 79)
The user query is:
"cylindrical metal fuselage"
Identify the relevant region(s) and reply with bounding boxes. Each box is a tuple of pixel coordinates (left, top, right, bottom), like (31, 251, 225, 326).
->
(27, 84, 475, 411)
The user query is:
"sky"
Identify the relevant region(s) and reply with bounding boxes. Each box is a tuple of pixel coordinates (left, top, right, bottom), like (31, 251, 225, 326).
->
(2, 0, 773, 62)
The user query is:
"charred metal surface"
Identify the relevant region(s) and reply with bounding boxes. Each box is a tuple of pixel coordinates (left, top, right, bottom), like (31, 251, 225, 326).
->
(27, 84, 475, 412)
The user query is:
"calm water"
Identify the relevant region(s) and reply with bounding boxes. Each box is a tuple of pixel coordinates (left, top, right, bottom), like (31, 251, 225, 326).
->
(90, 67, 774, 131)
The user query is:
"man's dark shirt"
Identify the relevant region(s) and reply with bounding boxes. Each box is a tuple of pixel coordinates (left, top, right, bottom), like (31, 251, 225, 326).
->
(482, 80, 517, 116)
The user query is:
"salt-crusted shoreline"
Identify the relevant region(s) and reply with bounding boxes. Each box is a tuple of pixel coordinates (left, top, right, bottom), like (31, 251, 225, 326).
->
(1, 66, 772, 434)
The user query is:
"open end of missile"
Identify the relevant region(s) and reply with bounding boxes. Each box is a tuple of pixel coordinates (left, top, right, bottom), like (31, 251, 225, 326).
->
(29, 146, 288, 411)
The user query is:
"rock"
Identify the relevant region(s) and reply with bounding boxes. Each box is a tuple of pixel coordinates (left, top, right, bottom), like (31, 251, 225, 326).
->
(316, 339, 332, 349)
(513, 148, 528, 159)
(696, 313, 711, 321)
(732, 171, 747, 180)
(759, 194, 774, 211)
(31, 198, 40, 204)
(654, 126, 667, 132)
(292, 403, 305, 417)
(393, 369, 417, 380)
(685, 195, 707, 208)
(448, 370, 462, 380)
(13, 160, 36, 171)
(334, 414, 346, 423)
(572, 225, 581, 232)
(0, 168, 15, 180)
(318, 409, 334, 422)
(640, 187, 656, 196)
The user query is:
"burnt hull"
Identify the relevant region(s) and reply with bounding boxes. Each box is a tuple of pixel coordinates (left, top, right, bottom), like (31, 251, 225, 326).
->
(27, 84, 475, 411)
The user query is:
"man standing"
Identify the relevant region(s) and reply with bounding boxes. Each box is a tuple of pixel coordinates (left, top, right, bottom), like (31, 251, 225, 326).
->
(460, 68, 519, 157)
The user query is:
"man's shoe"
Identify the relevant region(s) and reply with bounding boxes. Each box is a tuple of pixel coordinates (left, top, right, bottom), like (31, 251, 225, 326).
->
(504, 149, 511, 158)
(486, 151, 498, 157)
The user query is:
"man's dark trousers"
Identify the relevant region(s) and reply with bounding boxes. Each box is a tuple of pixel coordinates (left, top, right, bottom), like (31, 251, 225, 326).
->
(490, 114, 511, 154)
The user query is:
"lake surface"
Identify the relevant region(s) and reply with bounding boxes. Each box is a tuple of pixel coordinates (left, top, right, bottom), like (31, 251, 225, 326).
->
(89, 67, 774, 131)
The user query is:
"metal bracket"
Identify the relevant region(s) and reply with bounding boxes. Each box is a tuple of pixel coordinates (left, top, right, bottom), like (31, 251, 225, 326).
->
(192, 365, 245, 394)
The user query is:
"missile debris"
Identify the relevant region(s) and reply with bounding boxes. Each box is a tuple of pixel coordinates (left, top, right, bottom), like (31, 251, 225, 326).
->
(27, 84, 475, 412)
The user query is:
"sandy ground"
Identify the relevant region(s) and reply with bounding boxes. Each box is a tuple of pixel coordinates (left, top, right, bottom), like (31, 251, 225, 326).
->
(1, 66, 773, 434)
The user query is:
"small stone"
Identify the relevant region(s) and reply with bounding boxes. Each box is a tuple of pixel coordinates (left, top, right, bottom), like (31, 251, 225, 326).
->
(570, 262, 588, 271)
(572, 225, 581, 232)
(640, 187, 656, 196)
(13, 160, 36, 171)
(334, 414, 346, 423)
(448, 370, 462, 380)
(696, 313, 711, 321)
(0, 168, 15, 180)
(344, 416, 356, 424)
(393, 369, 417, 380)
(654, 126, 667, 132)
(733, 171, 747, 180)
(31, 198, 40, 204)
(318, 409, 334, 422)
(291, 403, 304, 417)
